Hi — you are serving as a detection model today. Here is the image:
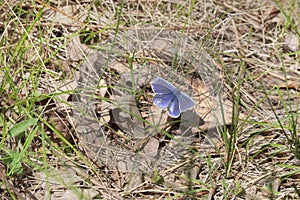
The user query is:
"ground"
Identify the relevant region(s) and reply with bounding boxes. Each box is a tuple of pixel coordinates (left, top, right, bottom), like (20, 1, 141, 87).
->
(0, 0, 299, 199)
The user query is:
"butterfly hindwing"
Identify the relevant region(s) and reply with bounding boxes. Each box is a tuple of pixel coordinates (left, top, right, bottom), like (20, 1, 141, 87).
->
(153, 93, 174, 109)
(168, 97, 180, 118)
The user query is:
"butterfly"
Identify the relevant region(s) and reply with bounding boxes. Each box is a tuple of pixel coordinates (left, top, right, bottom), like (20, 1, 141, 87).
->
(151, 76, 194, 118)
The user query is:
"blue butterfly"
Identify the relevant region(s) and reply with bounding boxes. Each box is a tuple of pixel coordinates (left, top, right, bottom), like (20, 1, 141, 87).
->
(151, 76, 194, 118)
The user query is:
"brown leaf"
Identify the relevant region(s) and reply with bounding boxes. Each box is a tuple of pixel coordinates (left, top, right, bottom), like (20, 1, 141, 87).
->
(67, 36, 94, 62)
(143, 138, 159, 157)
(43, 5, 87, 27)
(48, 78, 77, 110)
(284, 33, 299, 52)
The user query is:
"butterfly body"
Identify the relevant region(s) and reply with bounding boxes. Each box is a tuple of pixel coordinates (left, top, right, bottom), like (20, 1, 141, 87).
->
(151, 77, 194, 118)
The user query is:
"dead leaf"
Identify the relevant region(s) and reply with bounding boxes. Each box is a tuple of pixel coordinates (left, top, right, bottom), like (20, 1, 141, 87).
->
(43, 5, 87, 26)
(110, 94, 146, 139)
(110, 61, 131, 75)
(48, 78, 76, 110)
(284, 33, 299, 52)
(67, 36, 94, 62)
(124, 173, 143, 192)
(143, 138, 159, 157)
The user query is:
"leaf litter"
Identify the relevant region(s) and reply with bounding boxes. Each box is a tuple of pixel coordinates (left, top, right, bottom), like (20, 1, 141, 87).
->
(0, 0, 299, 199)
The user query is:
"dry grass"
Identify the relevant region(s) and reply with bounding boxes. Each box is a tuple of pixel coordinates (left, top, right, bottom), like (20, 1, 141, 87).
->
(0, 0, 299, 199)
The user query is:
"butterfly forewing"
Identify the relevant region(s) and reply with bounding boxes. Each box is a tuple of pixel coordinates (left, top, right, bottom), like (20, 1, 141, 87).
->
(177, 92, 194, 112)
(151, 77, 178, 94)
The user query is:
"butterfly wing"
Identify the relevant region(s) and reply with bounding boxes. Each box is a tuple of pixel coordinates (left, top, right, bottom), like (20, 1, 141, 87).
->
(151, 77, 178, 94)
(153, 93, 174, 109)
(168, 97, 181, 118)
(152, 77, 178, 109)
(177, 91, 194, 112)
(152, 76, 194, 118)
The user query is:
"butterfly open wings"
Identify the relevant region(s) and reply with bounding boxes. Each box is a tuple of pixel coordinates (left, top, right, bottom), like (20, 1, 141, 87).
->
(151, 77, 194, 118)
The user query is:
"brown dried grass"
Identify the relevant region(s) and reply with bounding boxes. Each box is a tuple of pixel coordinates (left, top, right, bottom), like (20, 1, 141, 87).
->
(0, 0, 299, 199)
